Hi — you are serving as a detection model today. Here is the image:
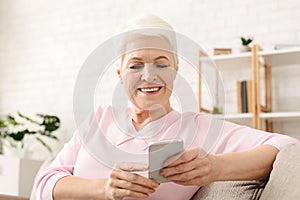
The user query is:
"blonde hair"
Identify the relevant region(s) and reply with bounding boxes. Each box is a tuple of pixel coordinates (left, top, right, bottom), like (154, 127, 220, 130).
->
(119, 14, 175, 32)
(115, 14, 178, 65)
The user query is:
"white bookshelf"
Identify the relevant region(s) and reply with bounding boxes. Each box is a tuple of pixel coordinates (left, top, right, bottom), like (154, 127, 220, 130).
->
(199, 46, 300, 133)
(202, 47, 300, 62)
(259, 47, 300, 67)
(259, 47, 300, 132)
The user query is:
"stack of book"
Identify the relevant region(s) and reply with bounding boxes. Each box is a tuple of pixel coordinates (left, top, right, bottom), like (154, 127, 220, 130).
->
(213, 48, 232, 55)
(237, 80, 253, 113)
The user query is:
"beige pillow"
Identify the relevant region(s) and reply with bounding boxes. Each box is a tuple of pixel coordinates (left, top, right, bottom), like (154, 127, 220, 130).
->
(260, 144, 300, 200)
(191, 180, 266, 200)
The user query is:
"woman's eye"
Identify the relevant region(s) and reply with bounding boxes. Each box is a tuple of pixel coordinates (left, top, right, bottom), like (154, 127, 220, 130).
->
(155, 64, 168, 68)
(129, 64, 144, 69)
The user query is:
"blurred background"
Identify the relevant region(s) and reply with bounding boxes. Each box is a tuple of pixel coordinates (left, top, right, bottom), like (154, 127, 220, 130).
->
(0, 0, 300, 160)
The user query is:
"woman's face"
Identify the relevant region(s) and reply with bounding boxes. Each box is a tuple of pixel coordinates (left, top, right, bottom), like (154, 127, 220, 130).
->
(117, 37, 178, 111)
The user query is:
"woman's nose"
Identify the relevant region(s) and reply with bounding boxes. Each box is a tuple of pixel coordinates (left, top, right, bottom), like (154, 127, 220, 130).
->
(141, 64, 157, 82)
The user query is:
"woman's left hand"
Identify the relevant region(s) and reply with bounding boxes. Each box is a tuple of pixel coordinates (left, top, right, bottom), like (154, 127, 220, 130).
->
(160, 148, 219, 186)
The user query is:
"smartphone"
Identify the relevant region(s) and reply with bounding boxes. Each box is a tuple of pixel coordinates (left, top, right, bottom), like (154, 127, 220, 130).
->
(148, 139, 184, 183)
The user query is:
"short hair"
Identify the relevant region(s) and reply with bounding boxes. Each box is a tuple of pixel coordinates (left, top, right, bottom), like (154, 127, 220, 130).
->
(115, 14, 178, 65)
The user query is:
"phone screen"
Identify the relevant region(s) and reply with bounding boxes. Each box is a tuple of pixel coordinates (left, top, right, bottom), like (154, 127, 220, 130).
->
(148, 139, 183, 183)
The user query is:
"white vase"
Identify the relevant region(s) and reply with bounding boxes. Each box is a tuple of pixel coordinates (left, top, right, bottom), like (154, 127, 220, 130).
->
(240, 45, 251, 52)
(2, 140, 26, 158)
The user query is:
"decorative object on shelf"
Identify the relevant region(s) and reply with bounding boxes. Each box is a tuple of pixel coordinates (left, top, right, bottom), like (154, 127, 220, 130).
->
(212, 106, 222, 114)
(0, 112, 60, 157)
(240, 36, 253, 52)
(213, 48, 232, 55)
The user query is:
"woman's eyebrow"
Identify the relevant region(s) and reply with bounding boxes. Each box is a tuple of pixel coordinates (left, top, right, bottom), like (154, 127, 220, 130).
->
(128, 57, 143, 62)
(154, 56, 169, 61)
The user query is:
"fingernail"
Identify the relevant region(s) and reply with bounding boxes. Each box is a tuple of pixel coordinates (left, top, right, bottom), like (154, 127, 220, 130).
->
(160, 172, 165, 177)
(149, 189, 155, 193)
(152, 182, 159, 187)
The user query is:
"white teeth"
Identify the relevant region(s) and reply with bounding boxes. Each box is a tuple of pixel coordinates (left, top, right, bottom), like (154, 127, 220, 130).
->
(140, 87, 160, 92)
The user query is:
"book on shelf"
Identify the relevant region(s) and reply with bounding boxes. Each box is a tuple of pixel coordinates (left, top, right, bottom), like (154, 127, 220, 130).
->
(241, 80, 248, 113)
(237, 80, 253, 113)
(237, 81, 242, 113)
(246, 80, 253, 113)
(213, 48, 232, 55)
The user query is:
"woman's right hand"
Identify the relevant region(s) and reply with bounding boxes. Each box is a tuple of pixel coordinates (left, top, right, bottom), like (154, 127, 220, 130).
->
(104, 163, 159, 200)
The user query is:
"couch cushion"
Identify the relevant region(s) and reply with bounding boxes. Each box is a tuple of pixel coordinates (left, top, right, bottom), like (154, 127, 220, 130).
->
(260, 143, 300, 200)
(191, 180, 266, 200)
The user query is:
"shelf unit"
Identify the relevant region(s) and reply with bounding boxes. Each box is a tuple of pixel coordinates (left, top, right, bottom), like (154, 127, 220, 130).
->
(198, 46, 300, 131)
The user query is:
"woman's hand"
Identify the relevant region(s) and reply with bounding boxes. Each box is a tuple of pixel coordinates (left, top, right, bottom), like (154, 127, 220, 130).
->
(104, 162, 159, 200)
(160, 148, 218, 186)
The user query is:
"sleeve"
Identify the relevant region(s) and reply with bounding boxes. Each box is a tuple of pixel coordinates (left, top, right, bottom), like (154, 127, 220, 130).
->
(210, 119, 299, 154)
(35, 106, 104, 200)
(35, 132, 82, 200)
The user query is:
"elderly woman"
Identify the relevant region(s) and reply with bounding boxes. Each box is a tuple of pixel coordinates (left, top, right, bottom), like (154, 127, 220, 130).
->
(35, 15, 299, 200)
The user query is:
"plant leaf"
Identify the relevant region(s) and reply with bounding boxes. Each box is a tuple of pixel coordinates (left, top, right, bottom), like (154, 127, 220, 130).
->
(38, 114, 60, 132)
(241, 37, 246, 44)
(0, 119, 7, 128)
(9, 131, 25, 141)
(9, 129, 36, 141)
(18, 112, 40, 125)
(7, 116, 23, 126)
(38, 130, 58, 140)
(241, 37, 253, 45)
(36, 137, 52, 153)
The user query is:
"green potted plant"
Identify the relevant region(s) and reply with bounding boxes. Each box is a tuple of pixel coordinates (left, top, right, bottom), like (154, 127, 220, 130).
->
(0, 112, 60, 158)
(212, 105, 222, 114)
(240, 36, 253, 52)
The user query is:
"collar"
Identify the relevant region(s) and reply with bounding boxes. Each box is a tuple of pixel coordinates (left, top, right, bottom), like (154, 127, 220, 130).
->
(115, 110, 181, 150)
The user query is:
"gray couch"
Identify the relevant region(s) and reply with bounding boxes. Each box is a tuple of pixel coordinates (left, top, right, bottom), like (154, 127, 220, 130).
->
(192, 143, 300, 200)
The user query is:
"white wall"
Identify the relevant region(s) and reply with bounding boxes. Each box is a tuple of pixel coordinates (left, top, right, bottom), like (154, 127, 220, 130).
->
(0, 0, 299, 159)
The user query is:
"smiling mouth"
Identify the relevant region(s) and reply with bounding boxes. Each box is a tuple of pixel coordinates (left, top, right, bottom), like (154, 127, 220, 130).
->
(138, 87, 162, 93)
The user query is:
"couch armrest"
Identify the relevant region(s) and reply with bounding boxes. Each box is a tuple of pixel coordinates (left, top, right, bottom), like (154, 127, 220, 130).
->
(260, 143, 300, 200)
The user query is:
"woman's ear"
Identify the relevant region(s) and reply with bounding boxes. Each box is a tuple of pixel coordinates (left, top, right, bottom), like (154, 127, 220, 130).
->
(175, 64, 179, 72)
(116, 68, 123, 83)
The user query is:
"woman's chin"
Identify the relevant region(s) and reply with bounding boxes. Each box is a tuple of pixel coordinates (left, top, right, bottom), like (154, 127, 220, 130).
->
(133, 102, 167, 112)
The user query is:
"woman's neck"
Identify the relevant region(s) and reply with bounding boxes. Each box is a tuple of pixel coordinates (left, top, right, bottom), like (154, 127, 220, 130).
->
(130, 105, 173, 131)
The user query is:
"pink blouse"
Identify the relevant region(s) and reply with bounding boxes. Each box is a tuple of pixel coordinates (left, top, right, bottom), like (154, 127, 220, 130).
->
(35, 106, 299, 200)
